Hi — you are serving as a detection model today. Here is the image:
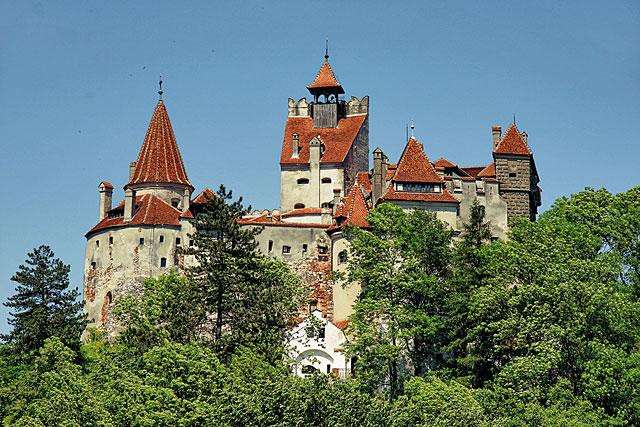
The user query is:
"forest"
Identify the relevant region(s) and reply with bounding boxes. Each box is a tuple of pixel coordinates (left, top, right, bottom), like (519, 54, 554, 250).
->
(1, 186, 639, 426)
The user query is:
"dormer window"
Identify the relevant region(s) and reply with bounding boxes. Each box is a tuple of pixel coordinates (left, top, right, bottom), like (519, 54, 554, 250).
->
(395, 183, 441, 193)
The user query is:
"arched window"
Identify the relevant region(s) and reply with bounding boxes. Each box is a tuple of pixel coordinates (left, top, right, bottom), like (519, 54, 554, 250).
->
(321, 177, 332, 184)
(338, 250, 348, 264)
(294, 203, 305, 209)
(106, 291, 112, 304)
(297, 178, 309, 185)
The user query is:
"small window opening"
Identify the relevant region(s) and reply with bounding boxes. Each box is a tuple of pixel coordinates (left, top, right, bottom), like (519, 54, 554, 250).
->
(96, 240, 99, 247)
(160, 257, 167, 268)
(297, 178, 310, 185)
(139, 238, 144, 245)
(294, 203, 306, 209)
(171, 199, 180, 208)
(509, 172, 517, 178)
(302, 365, 317, 375)
(90, 262, 96, 270)
(338, 250, 348, 264)
(318, 245, 328, 254)
(268, 240, 274, 253)
(106, 291, 112, 304)
(319, 326, 326, 339)
(321, 177, 332, 184)
(326, 364, 331, 374)
(109, 236, 113, 245)
(302, 244, 308, 253)
(159, 235, 164, 243)
(282, 245, 291, 254)
(176, 237, 181, 245)
(189, 239, 194, 247)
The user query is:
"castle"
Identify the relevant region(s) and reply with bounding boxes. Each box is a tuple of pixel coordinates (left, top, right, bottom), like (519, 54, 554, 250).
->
(83, 52, 541, 374)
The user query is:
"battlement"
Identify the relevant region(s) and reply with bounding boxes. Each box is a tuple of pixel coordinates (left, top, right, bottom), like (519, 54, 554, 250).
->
(288, 98, 310, 117)
(346, 96, 368, 115)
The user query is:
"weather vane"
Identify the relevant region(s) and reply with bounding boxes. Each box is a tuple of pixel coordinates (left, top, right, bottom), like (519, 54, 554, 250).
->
(325, 38, 329, 61)
(410, 120, 415, 138)
(158, 75, 163, 100)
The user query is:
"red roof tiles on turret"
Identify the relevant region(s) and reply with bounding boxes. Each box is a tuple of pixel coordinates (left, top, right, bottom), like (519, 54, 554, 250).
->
(494, 123, 531, 156)
(128, 100, 193, 189)
(307, 59, 344, 94)
(280, 115, 366, 165)
(86, 193, 183, 236)
(393, 138, 444, 184)
(330, 185, 370, 231)
(100, 181, 114, 189)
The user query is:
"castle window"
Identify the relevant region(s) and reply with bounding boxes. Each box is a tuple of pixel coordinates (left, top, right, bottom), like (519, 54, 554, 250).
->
(90, 262, 96, 270)
(297, 178, 309, 185)
(109, 236, 113, 245)
(106, 291, 112, 304)
(160, 257, 167, 268)
(509, 172, 517, 178)
(321, 177, 332, 184)
(453, 179, 462, 193)
(282, 245, 291, 254)
(302, 244, 308, 253)
(139, 238, 144, 245)
(159, 235, 164, 243)
(294, 203, 305, 209)
(327, 364, 331, 374)
(302, 365, 317, 375)
(476, 180, 485, 192)
(268, 240, 274, 253)
(318, 245, 328, 254)
(309, 300, 318, 313)
(176, 237, 181, 245)
(171, 199, 180, 208)
(189, 239, 194, 247)
(96, 240, 99, 247)
(338, 250, 348, 264)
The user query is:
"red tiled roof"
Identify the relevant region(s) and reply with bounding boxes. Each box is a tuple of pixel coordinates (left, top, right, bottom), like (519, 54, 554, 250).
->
(281, 207, 323, 218)
(192, 188, 215, 204)
(86, 194, 183, 236)
(128, 100, 193, 189)
(100, 181, 113, 189)
(460, 166, 484, 177)
(356, 171, 372, 192)
(477, 162, 496, 178)
(307, 59, 344, 94)
(494, 123, 531, 156)
(393, 138, 443, 184)
(333, 319, 349, 330)
(434, 158, 456, 169)
(334, 185, 370, 228)
(380, 186, 460, 204)
(280, 115, 367, 165)
(238, 213, 330, 229)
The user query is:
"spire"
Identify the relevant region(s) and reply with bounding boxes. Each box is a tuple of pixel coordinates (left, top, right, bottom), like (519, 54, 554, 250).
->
(307, 45, 344, 95)
(127, 100, 193, 189)
(158, 75, 163, 100)
(493, 122, 531, 156)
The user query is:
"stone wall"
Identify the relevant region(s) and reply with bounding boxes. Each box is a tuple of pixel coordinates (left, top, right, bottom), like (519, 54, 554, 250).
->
(495, 155, 534, 222)
(342, 115, 369, 196)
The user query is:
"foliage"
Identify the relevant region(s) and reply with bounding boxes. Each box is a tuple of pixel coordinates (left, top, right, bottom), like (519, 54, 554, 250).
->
(344, 203, 453, 396)
(2, 245, 85, 359)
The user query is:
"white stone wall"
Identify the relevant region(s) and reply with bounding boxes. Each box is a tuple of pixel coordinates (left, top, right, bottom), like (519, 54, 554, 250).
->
(280, 167, 344, 212)
(83, 219, 195, 334)
(330, 233, 360, 323)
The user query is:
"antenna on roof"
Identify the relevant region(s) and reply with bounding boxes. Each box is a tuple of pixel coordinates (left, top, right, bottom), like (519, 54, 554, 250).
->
(325, 38, 329, 61)
(158, 75, 163, 100)
(513, 113, 516, 125)
(410, 120, 415, 138)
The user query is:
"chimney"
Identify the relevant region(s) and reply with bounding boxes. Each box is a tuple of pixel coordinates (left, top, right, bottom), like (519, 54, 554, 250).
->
(182, 188, 190, 213)
(98, 181, 113, 221)
(292, 133, 299, 158)
(492, 126, 502, 151)
(332, 189, 341, 215)
(124, 188, 135, 221)
(129, 161, 137, 181)
(372, 148, 384, 205)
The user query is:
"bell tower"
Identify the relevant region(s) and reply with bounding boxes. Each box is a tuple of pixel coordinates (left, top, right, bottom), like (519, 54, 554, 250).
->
(307, 46, 345, 129)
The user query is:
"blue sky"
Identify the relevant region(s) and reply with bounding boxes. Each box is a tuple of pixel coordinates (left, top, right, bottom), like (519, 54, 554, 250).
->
(0, 1, 638, 333)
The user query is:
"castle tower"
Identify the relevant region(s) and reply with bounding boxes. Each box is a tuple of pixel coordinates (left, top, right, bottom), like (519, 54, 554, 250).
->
(83, 92, 210, 334)
(492, 123, 541, 221)
(280, 51, 369, 212)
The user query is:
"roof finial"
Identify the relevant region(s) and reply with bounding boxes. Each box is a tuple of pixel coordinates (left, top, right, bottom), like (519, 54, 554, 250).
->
(325, 38, 329, 61)
(410, 120, 415, 138)
(513, 113, 516, 125)
(158, 75, 163, 100)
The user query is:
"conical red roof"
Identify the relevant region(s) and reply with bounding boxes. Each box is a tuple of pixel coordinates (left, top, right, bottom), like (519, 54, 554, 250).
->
(307, 59, 344, 94)
(494, 123, 531, 156)
(393, 138, 444, 184)
(128, 100, 192, 188)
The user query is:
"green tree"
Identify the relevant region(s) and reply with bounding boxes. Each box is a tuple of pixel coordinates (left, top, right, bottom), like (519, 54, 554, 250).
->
(179, 185, 305, 359)
(344, 204, 453, 397)
(2, 245, 85, 358)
